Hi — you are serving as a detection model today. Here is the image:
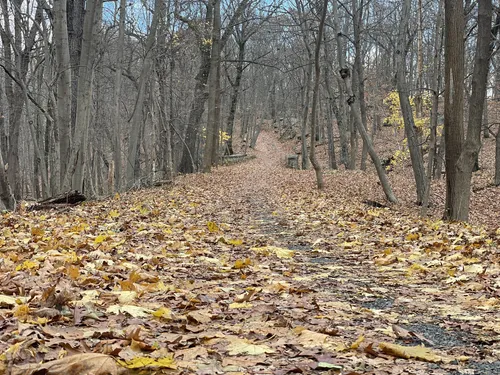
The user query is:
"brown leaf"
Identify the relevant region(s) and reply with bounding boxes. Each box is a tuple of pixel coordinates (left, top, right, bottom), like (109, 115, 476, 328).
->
(11, 353, 127, 375)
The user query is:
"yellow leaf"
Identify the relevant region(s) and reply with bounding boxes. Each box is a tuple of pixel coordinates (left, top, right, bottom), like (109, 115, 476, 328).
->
(227, 238, 243, 246)
(31, 226, 45, 236)
(94, 234, 108, 245)
(64, 251, 79, 263)
(119, 280, 136, 291)
(407, 263, 427, 276)
(13, 304, 30, 319)
(379, 342, 442, 362)
(16, 260, 39, 271)
(129, 271, 141, 283)
(233, 258, 251, 269)
(406, 233, 420, 241)
(152, 307, 172, 320)
(119, 354, 176, 369)
(340, 240, 362, 248)
(108, 210, 120, 218)
(207, 221, 220, 233)
(66, 265, 80, 280)
(229, 302, 253, 309)
(351, 335, 365, 349)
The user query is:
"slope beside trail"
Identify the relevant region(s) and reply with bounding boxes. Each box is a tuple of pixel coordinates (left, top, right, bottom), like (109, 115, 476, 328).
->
(0, 129, 499, 375)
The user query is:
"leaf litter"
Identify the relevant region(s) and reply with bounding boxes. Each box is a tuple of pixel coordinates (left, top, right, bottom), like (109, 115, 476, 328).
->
(0, 129, 499, 375)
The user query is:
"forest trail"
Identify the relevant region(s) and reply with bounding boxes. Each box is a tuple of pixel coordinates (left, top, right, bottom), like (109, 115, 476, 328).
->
(1, 129, 499, 375)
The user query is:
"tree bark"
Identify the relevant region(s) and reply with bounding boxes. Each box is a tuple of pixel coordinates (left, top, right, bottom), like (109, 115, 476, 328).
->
(323, 35, 347, 167)
(61, 0, 101, 191)
(0, 0, 43, 199)
(444, 0, 492, 221)
(226, 37, 246, 156)
(495, 130, 500, 186)
(422, 0, 444, 214)
(126, 0, 161, 188)
(309, 0, 327, 189)
(0, 151, 15, 211)
(54, 0, 72, 188)
(178, 0, 249, 174)
(111, 0, 126, 191)
(340, 68, 397, 203)
(332, 0, 354, 169)
(352, 0, 368, 170)
(155, 0, 174, 182)
(203, 0, 221, 173)
(396, 0, 426, 205)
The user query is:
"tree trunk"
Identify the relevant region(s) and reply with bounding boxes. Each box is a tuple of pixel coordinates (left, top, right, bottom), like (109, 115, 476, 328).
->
(178, 0, 249, 173)
(422, 0, 444, 214)
(324, 35, 348, 167)
(300, 61, 312, 170)
(126, 0, 161, 187)
(54, 0, 72, 188)
(178, 5, 213, 174)
(226, 39, 246, 155)
(1, 0, 43, 199)
(332, 0, 355, 170)
(444, 0, 492, 221)
(68, 0, 85, 135)
(112, 0, 126, 192)
(325, 99, 338, 170)
(0, 151, 15, 211)
(396, 0, 426, 205)
(155, 0, 174, 182)
(340, 68, 397, 203)
(352, 0, 368, 171)
(495, 130, 500, 185)
(61, 0, 101, 191)
(309, 0, 327, 189)
(414, 0, 424, 118)
(203, 0, 221, 173)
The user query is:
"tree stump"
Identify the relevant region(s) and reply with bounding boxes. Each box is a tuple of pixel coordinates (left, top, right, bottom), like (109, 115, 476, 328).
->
(286, 155, 299, 169)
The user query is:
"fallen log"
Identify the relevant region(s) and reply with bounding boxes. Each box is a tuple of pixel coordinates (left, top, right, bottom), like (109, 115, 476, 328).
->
(29, 190, 86, 211)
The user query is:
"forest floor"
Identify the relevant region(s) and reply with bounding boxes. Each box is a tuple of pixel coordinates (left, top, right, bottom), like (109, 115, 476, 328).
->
(0, 128, 499, 375)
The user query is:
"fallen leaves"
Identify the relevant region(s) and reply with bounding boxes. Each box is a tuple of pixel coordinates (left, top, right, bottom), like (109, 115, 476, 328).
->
(226, 337, 276, 356)
(9, 354, 127, 375)
(0, 130, 498, 374)
(378, 342, 442, 362)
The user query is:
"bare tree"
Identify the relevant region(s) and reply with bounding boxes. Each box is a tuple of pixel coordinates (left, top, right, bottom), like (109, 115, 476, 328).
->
(309, 0, 327, 189)
(396, 0, 426, 204)
(111, 0, 126, 191)
(444, 0, 492, 220)
(203, 0, 222, 172)
(53, 0, 72, 187)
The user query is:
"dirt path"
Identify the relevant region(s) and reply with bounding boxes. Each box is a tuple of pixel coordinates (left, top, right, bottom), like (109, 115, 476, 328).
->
(1, 129, 498, 374)
(173, 129, 499, 375)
